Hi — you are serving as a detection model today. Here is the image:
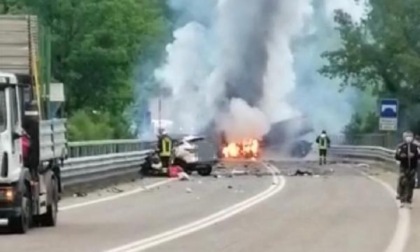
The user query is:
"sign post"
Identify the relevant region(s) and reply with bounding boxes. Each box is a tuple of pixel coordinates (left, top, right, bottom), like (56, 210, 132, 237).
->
(379, 99, 398, 147)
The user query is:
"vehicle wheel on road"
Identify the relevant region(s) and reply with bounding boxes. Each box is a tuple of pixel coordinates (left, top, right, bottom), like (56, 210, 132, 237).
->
(40, 179, 58, 227)
(9, 185, 32, 234)
(184, 166, 193, 175)
(197, 165, 212, 176)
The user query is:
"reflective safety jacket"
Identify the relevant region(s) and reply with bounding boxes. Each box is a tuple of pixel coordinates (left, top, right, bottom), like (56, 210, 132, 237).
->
(316, 135, 330, 150)
(159, 136, 173, 157)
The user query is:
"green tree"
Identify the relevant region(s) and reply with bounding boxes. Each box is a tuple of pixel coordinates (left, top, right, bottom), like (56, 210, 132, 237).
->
(67, 110, 114, 141)
(34, 0, 166, 113)
(5, 0, 167, 140)
(320, 0, 420, 132)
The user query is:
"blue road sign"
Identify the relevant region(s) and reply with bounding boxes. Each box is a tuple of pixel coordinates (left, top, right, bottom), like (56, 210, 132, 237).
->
(380, 99, 398, 118)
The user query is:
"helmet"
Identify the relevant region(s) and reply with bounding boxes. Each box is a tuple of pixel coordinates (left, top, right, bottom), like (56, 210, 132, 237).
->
(321, 130, 326, 134)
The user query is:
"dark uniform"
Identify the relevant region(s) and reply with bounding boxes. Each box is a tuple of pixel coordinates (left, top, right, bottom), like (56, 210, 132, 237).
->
(395, 140, 419, 204)
(414, 137, 420, 188)
(316, 131, 331, 165)
(158, 134, 173, 168)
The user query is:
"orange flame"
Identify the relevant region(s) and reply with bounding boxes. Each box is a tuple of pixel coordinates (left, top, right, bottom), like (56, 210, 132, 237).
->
(222, 139, 260, 158)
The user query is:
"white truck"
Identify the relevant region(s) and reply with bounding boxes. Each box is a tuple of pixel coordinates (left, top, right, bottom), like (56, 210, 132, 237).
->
(0, 16, 67, 233)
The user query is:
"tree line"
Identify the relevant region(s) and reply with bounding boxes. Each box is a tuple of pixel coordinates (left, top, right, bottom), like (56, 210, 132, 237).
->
(320, 0, 420, 137)
(1, 0, 168, 140)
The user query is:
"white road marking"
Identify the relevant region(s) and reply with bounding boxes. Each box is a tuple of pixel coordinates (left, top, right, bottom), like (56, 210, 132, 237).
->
(104, 163, 286, 252)
(364, 173, 411, 252)
(59, 179, 176, 211)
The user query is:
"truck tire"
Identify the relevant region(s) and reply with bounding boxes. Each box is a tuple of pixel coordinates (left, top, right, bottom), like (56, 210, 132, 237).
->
(40, 179, 58, 227)
(197, 165, 212, 176)
(9, 185, 31, 234)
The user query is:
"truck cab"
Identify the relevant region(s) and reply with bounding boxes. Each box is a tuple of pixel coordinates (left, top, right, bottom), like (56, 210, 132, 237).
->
(0, 72, 65, 233)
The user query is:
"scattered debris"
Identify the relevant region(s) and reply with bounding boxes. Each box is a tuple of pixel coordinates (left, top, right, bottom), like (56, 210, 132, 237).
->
(109, 187, 124, 193)
(197, 180, 203, 184)
(73, 192, 87, 197)
(231, 169, 247, 176)
(228, 185, 233, 189)
(186, 187, 192, 193)
(214, 174, 223, 179)
(356, 163, 370, 168)
(291, 169, 313, 176)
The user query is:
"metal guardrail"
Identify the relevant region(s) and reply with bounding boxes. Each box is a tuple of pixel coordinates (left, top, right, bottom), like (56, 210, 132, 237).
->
(61, 150, 152, 188)
(68, 139, 155, 158)
(330, 145, 396, 165)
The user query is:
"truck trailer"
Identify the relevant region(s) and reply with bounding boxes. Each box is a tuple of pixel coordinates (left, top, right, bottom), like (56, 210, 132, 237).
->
(0, 15, 67, 233)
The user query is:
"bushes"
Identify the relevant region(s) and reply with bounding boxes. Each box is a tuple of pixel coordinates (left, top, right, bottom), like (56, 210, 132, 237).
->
(67, 110, 133, 141)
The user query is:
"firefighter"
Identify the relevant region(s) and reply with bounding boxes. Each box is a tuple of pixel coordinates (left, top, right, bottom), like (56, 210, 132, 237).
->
(395, 131, 419, 207)
(316, 130, 331, 165)
(157, 129, 173, 170)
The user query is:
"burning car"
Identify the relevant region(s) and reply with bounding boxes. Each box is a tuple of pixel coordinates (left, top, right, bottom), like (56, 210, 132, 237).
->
(212, 115, 314, 160)
(221, 138, 261, 159)
(217, 131, 262, 159)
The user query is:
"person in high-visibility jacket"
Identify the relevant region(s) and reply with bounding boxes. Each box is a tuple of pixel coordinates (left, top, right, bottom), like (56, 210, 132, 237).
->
(316, 130, 331, 165)
(158, 130, 173, 169)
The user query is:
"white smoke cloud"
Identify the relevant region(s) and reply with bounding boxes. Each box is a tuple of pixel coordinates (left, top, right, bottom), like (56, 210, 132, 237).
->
(146, 0, 369, 139)
(218, 98, 270, 142)
(261, 0, 313, 123)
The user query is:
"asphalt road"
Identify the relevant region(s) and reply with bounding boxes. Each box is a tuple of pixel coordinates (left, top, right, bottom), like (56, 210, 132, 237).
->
(0, 161, 415, 252)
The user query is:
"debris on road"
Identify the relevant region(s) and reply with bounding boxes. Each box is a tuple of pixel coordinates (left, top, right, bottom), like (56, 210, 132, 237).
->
(356, 163, 370, 168)
(228, 185, 233, 189)
(109, 187, 124, 193)
(231, 169, 248, 176)
(291, 169, 313, 176)
(186, 187, 192, 193)
(214, 174, 223, 179)
(73, 192, 87, 197)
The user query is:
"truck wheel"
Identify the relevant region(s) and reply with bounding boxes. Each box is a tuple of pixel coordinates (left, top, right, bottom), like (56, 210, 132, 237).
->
(9, 186, 31, 234)
(197, 165, 212, 176)
(40, 179, 58, 227)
